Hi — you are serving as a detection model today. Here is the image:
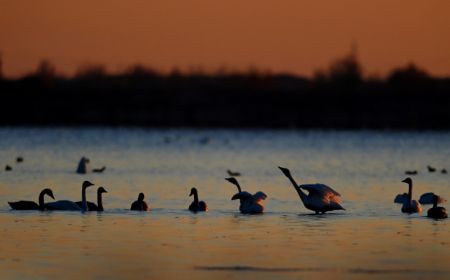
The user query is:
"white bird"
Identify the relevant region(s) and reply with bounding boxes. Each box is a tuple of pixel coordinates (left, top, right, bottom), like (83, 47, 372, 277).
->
(225, 177, 267, 214)
(278, 166, 345, 214)
(45, 181, 94, 211)
(395, 177, 422, 213)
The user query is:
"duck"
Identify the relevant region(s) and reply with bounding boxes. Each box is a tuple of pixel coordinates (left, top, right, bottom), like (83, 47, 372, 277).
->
(75, 186, 108, 211)
(188, 187, 208, 212)
(227, 169, 241, 177)
(45, 181, 94, 211)
(225, 177, 267, 214)
(427, 194, 448, 219)
(427, 165, 436, 173)
(16, 156, 24, 163)
(76, 157, 90, 174)
(278, 166, 344, 214)
(8, 188, 55, 210)
(396, 177, 422, 213)
(130, 193, 149, 211)
(5, 165, 12, 171)
(418, 192, 446, 205)
(405, 170, 418, 175)
(442, 168, 448, 174)
(92, 166, 106, 173)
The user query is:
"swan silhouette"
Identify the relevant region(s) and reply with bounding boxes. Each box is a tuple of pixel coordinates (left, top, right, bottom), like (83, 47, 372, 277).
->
(188, 187, 208, 212)
(427, 194, 448, 219)
(130, 193, 149, 211)
(76, 157, 90, 174)
(225, 177, 267, 214)
(8, 188, 55, 210)
(278, 166, 344, 214)
(395, 178, 422, 213)
(76, 187, 108, 211)
(45, 181, 94, 211)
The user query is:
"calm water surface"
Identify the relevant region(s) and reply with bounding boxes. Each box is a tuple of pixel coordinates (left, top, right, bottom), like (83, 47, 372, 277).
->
(0, 128, 449, 280)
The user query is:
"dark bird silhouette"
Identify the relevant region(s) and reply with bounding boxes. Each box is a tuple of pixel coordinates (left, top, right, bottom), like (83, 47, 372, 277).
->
(130, 193, 149, 211)
(225, 177, 267, 214)
(427, 165, 436, 172)
(227, 169, 241, 177)
(92, 166, 106, 173)
(188, 187, 208, 212)
(8, 188, 55, 210)
(76, 156, 90, 174)
(76, 187, 108, 211)
(5, 165, 12, 171)
(442, 168, 448, 174)
(45, 181, 94, 211)
(427, 194, 448, 219)
(395, 178, 422, 213)
(278, 166, 344, 214)
(16, 157, 24, 163)
(405, 170, 418, 175)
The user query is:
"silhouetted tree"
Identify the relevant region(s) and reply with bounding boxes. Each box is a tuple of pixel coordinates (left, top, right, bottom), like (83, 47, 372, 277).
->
(75, 64, 106, 79)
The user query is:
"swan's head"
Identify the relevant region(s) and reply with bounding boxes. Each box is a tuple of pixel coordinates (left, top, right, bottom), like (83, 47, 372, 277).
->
(138, 193, 145, 201)
(278, 166, 291, 177)
(43, 188, 55, 200)
(189, 187, 198, 197)
(401, 177, 412, 185)
(82, 181, 95, 189)
(98, 187, 108, 194)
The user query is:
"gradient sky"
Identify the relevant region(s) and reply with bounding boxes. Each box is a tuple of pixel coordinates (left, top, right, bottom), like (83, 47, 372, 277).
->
(1, 0, 449, 77)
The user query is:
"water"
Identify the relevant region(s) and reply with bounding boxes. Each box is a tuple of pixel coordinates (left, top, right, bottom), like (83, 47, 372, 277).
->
(0, 128, 449, 280)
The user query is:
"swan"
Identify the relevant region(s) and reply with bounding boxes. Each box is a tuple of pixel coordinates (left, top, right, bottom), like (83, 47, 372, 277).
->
(278, 166, 344, 214)
(188, 187, 208, 212)
(427, 194, 448, 219)
(227, 169, 241, 177)
(427, 165, 436, 172)
(130, 193, 149, 211)
(45, 181, 94, 211)
(418, 192, 446, 205)
(396, 177, 422, 213)
(92, 166, 106, 173)
(225, 177, 267, 214)
(76, 186, 108, 211)
(8, 188, 55, 210)
(76, 157, 90, 174)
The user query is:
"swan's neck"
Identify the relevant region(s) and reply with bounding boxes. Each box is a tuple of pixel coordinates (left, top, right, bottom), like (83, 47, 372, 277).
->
(433, 196, 438, 208)
(38, 191, 45, 208)
(407, 183, 412, 203)
(287, 174, 307, 202)
(82, 187, 87, 211)
(193, 192, 199, 205)
(97, 192, 103, 211)
(235, 183, 242, 193)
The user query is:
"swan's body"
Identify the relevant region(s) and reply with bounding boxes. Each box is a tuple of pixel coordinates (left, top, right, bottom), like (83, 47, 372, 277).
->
(188, 187, 208, 212)
(226, 177, 267, 214)
(278, 167, 344, 214)
(75, 187, 107, 211)
(130, 193, 149, 211)
(427, 194, 448, 219)
(76, 157, 89, 174)
(46, 181, 94, 211)
(8, 188, 54, 210)
(398, 177, 422, 213)
(418, 192, 446, 205)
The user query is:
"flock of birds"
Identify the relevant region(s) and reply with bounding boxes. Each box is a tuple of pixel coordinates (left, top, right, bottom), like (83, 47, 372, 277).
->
(5, 157, 448, 219)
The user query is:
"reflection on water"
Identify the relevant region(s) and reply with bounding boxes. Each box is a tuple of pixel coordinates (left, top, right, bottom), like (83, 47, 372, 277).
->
(0, 128, 449, 279)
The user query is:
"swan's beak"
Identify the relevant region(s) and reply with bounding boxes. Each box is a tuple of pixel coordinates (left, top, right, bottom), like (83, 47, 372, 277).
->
(278, 166, 290, 176)
(49, 192, 55, 200)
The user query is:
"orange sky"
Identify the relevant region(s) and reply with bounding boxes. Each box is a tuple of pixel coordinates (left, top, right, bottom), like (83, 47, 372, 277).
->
(1, 0, 449, 78)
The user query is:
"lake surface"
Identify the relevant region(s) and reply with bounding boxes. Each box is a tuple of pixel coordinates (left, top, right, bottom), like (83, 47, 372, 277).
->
(0, 128, 449, 280)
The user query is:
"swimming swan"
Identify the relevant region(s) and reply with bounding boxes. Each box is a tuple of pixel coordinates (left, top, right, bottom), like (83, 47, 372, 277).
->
(278, 166, 344, 214)
(225, 177, 267, 214)
(76, 186, 108, 211)
(188, 187, 208, 212)
(130, 193, 149, 211)
(427, 194, 448, 219)
(45, 181, 94, 211)
(397, 177, 422, 213)
(8, 188, 55, 210)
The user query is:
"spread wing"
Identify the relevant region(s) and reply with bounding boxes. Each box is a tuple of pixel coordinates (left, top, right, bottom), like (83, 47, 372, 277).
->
(300, 184, 341, 197)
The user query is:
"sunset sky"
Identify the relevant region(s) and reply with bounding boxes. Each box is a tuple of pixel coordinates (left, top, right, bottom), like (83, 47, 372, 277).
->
(1, 0, 449, 78)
